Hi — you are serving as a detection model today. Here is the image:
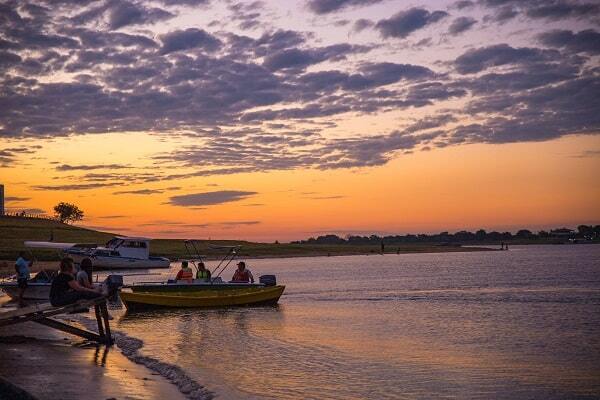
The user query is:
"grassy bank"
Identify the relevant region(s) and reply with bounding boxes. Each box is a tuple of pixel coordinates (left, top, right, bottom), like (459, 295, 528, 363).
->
(0, 216, 494, 276)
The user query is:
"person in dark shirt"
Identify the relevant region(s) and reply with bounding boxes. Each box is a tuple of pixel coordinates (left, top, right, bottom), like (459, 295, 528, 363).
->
(50, 257, 102, 307)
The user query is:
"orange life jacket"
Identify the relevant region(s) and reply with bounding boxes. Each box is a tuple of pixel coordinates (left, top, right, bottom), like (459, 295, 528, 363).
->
(232, 269, 250, 282)
(177, 268, 193, 282)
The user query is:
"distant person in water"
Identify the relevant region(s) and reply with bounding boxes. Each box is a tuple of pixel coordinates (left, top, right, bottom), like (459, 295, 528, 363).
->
(76, 258, 94, 289)
(15, 251, 33, 306)
(176, 260, 193, 282)
(231, 262, 254, 283)
(196, 262, 211, 282)
(50, 257, 102, 307)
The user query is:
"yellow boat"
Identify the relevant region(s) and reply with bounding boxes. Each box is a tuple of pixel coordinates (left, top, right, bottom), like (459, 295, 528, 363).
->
(119, 285, 285, 310)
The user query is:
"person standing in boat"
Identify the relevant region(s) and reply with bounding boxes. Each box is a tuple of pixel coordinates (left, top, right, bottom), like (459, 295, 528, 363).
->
(196, 262, 212, 282)
(15, 251, 33, 306)
(176, 260, 194, 282)
(231, 261, 254, 283)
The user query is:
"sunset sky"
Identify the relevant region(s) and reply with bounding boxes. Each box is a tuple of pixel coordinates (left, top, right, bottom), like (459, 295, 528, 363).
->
(1, 0, 599, 241)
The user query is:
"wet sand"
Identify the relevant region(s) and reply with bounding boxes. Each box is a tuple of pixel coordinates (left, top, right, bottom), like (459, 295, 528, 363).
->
(0, 298, 186, 400)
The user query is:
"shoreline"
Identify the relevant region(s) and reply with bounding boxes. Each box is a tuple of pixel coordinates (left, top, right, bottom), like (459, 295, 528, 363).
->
(0, 245, 496, 277)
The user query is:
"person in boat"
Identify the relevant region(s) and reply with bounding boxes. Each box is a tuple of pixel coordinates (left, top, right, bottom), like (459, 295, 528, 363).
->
(231, 261, 254, 283)
(76, 258, 94, 289)
(175, 260, 194, 282)
(50, 257, 102, 307)
(196, 262, 212, 282)
(15, 251, 33, 306)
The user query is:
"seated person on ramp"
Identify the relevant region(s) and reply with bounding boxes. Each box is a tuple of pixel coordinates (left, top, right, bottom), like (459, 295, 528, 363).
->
(50, 257, 103, 307)
(76, 258, 95, 289)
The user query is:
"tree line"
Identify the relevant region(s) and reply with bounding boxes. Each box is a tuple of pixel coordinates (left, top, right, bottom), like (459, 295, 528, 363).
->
(292, 225, 600, 245)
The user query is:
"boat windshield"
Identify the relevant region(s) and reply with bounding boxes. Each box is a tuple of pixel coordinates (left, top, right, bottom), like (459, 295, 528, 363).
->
(106, 238, 124, 248)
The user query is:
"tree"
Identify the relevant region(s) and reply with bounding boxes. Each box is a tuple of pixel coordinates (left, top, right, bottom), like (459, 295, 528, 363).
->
(53, 202, 84, 224)
(516, 229, 533, 238)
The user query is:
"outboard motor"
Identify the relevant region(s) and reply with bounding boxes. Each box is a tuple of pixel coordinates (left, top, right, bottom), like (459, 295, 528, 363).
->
(104, 274, 124, 300)
(259, 275, 276, 286)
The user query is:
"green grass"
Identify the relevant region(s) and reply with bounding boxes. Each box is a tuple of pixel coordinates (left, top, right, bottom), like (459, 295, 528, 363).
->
(0, 216, 493, 263)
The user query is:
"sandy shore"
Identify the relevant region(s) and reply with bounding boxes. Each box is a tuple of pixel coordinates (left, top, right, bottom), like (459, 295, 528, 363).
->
(0, 297, 186, 400)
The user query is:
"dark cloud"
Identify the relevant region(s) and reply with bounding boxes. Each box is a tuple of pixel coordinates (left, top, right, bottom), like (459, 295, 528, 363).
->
(56, 164, 131, 171)
(524, 1, 599, 20)
(376, 8, 448, 39)
(305, 195, 346, 200)
(70, 0, 173, 29)
(156, 0, 210, 5)
(296, 62, 433, 95)
(160, 28, 221, 54)
(484, 6, 519, 23)
(0, 145, 43, 165)
(113, 189, 164, 194)
(404, 114, 457, 134)
(4, 196, 31, 202)
(479, 0, 600, 22)
(169, 190, 258, 206)
(448, 17, 477, 35)
(108, 1, 173, 30)
(219, 220, 260, 226)
(538, 29, 600, 55)
(32, 183, 122, 190)
(307, 0, 384, 14)
(263, 44, 372, 71)
(228, 1, 264, 30)
(61, 27, 158, 49)
(457, 75, 600, 144)
(572, 150, 600, 158)
(454, 0, 475, 9)
(352, 18, 373, 33)
(454, 44, 559, 74)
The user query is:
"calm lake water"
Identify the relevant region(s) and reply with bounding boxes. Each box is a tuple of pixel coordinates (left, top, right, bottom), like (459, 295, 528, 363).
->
(112, 245, 600, 399)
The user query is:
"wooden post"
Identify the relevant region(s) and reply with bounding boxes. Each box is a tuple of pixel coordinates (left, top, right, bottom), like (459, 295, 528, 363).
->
(94, 304, 105, 339)
(100, 303, 113, 345)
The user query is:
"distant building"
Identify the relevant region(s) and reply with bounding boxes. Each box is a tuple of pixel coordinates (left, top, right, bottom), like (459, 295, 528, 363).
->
(550, 228, 574, 237)
(0, 184, 4, 216)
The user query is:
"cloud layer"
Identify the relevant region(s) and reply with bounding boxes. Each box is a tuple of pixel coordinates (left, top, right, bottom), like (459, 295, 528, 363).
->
(0, 0, 598, 184)
(168, 190, 258, 206)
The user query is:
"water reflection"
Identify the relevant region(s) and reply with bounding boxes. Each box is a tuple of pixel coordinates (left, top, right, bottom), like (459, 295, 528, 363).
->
(92, 344, 109, 367)
(110, 245, 600, 399)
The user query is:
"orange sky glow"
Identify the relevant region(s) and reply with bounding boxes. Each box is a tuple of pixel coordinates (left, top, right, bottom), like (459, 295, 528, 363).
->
(1, 1, 599, 241)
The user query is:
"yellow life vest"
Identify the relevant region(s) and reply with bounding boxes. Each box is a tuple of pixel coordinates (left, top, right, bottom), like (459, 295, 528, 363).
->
(197, 269, 210, 279)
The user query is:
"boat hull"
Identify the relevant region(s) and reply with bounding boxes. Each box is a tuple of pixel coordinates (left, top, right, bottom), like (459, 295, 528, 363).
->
(130, 281, 266, 292)
(68, 252, 171, 270)
(120, 285, 285, 310)
(0, 283, 50, 301)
